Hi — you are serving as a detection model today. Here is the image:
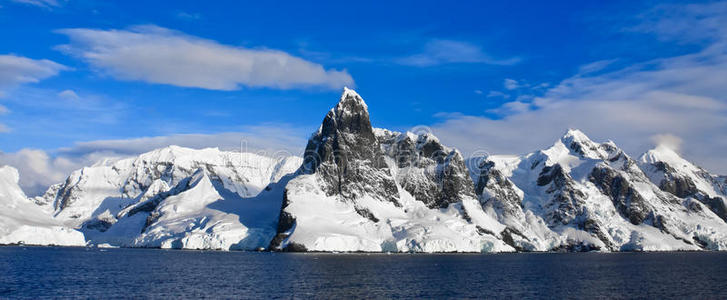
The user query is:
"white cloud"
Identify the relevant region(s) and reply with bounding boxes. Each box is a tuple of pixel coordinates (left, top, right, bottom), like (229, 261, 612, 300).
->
(474, 90, 483, 95)
(431, 2, 727, 174)
(0, 54, 68, 91)
(630, 2, 727, 44)
(0, 105, 8, 133)
(486, 100, 531, 115)
(503, 78, 520, 90)
(55, 25, 354, 90)
(0, 149, 75, 196)
(176, 11, 201, 20)
(486, 91, 509, 99)
(57, 89, 79, 100)
(10, 0, 62, 8)
(651, 134, 683, 152)
(0, 55, 66, 135)
(397, 39, 520, 67)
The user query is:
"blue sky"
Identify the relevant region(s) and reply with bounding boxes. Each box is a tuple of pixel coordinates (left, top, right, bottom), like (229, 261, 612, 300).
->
(1, 0, 726, 194)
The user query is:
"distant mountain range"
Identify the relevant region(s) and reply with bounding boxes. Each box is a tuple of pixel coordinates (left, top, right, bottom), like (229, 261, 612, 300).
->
(1, 88, 726, 252)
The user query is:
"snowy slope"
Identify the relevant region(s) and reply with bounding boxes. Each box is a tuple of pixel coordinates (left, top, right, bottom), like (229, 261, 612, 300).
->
(475, 129, 727, 251)
(271, 88, 512, 253)
(639, 145, 727, 221)
(35, 147, 301, 250)
(0, 166, 85, 246)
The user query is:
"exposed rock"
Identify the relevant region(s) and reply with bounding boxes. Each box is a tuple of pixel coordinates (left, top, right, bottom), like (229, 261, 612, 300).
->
(589, 165, 651, 225)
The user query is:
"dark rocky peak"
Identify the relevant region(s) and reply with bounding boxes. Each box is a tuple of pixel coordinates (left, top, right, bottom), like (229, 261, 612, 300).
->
(300, 88, 398, 202)
(333, 87, 370, 119)
(304, 87, 381, 172)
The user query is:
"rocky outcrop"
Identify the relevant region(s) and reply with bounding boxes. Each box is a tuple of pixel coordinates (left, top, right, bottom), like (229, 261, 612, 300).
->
(271, 88, 511, 252)
(300, 88, 399, 205)
(589, 165, 651, 225)
(377, 129, 476, 209)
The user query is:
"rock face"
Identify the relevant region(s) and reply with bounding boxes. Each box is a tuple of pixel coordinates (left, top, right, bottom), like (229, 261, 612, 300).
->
(271, 88, 511, 252)
(299, 88, 399, 205)
(0, 166, 85, 246)
(32, 146, 302, 250)
(377, 129, 476, 209)
(475, 129, 727, 251)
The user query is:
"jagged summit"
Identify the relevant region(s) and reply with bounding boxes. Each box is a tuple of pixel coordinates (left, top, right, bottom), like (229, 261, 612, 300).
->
(333, 87, 369, 116)
(272, 89, 508, 252)
(301, 87, 396, 199)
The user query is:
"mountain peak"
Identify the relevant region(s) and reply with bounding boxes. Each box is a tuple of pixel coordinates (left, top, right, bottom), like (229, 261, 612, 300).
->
(335, 87, 368, 115)
(640, 144, 687, 167)
(561, 128, 593, 145)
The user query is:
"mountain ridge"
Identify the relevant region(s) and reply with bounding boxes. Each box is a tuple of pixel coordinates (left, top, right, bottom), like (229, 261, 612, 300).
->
(1, 88, 726, 252)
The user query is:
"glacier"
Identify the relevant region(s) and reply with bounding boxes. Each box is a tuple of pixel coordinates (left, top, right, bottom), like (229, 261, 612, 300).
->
(1, 87, 727, 253)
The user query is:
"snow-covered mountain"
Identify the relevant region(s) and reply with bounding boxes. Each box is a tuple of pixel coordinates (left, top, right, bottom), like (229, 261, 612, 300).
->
(475, 130, 727, 251)
(32, 146, 302, 250)
(1, 87, 726, 253)
(639, 145, 727, 222)
(0, 166, 85, 246)
(270, 88, 511, 252)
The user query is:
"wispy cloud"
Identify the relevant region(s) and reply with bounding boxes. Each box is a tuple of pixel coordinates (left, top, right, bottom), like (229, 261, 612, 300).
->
(0, 148, 75, 196)
(175, 11, 201, 20)
(0, 54, 68, 134)
(485, 91, 509, 99)
(503, 78, 520, 90)
(0, 54, 68, 92)
(629, 1, 727, 44)
(55, 25, 354, 91)
(397, 39, 521, 67)
(57, 89, 79, 100)
(431, 2, 727, 174)
(10, 0, 63, 9)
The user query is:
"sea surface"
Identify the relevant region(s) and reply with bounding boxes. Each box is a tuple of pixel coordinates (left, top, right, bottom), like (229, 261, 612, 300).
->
(1, 247, 726, 299)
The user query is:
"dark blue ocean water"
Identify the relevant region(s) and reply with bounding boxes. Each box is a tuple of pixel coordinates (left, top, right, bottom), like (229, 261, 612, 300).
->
(1, 247, 726, 299)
